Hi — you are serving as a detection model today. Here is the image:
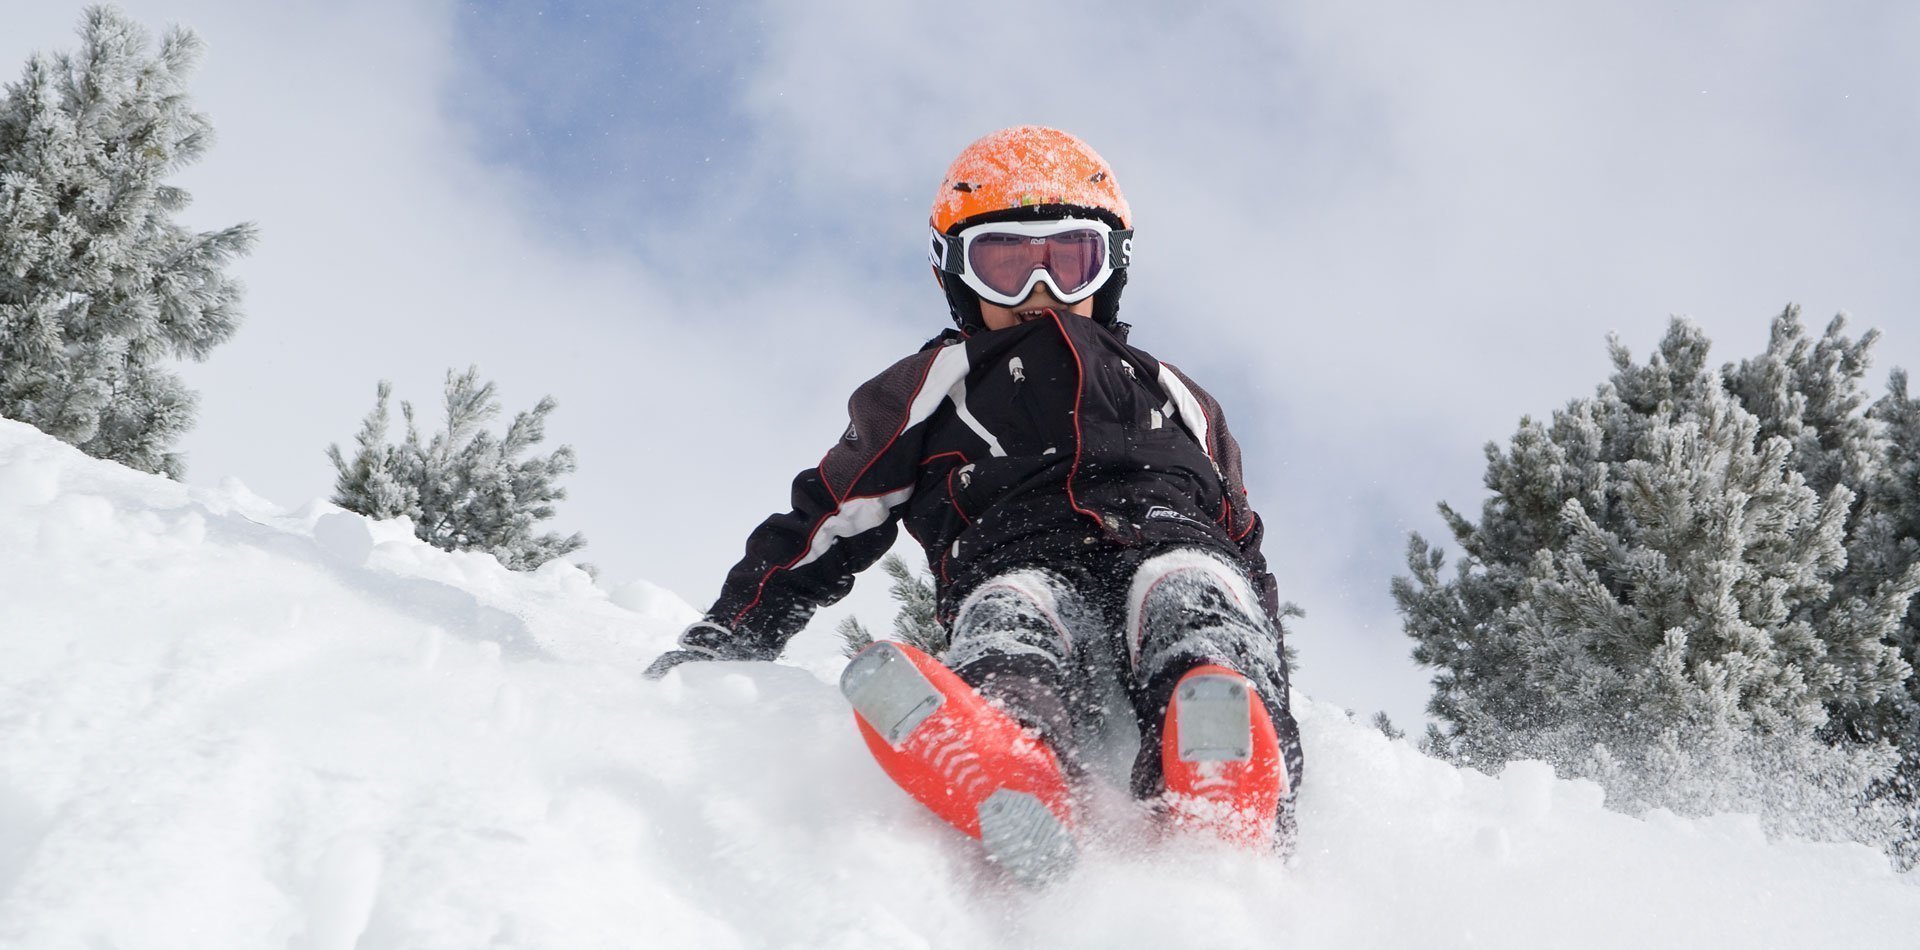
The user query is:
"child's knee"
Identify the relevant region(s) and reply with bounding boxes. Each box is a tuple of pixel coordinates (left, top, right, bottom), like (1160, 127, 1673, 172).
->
(944, 569, 1080, 672)
(1124, 549, 1279, 680)
(941, 570, 1085, 753)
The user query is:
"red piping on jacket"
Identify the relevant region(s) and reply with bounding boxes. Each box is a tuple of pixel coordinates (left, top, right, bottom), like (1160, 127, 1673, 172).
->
(918, 450, 973, 525)
(1052, 310, 1108, 532)
(830, 349, 942, 505)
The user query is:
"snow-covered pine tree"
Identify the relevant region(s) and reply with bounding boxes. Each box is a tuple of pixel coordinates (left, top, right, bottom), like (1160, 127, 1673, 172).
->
(0, 7, 254, 477)
(1371, 711, 1406, 741)
(1722, 309, 1920, 858)
(328, 368, 586, 571)
(834, 615, 873, 658)
(836, 553, 946, 658)
(1858, 369, 1920, 862)
(1395, 317, 1914, 844)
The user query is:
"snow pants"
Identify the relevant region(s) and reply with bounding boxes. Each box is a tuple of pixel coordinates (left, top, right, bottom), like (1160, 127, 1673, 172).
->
(940, 548, 1304, 817)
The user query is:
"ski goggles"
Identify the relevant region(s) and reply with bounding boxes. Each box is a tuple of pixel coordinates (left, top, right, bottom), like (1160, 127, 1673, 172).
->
(929, 217, 1134, 307)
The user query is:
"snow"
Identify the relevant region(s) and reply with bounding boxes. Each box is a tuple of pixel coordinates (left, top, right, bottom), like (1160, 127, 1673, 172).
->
(0, 417, 1914, 949)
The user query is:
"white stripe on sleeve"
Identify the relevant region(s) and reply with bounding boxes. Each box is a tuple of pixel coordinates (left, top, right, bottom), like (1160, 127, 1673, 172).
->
(792, 344, 978, 571)
(792, 486, 915, 570)
(1157, 365, 1213, 460)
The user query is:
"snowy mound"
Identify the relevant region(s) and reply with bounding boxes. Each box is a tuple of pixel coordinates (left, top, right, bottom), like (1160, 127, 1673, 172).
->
(0, 418, 1914, 949)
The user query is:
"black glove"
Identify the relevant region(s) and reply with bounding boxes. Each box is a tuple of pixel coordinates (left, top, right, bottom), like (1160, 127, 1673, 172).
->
(643, 621, 773, 679)
(643, 647, 719, 679)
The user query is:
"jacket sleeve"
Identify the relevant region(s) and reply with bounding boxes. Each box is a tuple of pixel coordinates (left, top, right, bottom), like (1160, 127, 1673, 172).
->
(691, 343, 960, 659)
(1163, 363, 1282, 620)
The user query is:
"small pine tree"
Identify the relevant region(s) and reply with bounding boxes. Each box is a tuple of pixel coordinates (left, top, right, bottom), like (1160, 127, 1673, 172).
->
(836, 553, 947, 658)
(881, 554, 946, 654)
(1396, 317, 1916, 845)
(0, 7, 255, 477)
(1372, 711, 1405, 741)
(328, 367, 586, 571)
(835, 615, 875, 659)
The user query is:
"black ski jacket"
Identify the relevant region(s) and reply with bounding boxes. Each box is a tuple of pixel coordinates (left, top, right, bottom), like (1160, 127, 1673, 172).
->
(688, 311, 1277, 660)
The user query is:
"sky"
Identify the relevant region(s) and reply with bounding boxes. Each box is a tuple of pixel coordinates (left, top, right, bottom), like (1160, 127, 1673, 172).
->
(4, 0, 1918, 730)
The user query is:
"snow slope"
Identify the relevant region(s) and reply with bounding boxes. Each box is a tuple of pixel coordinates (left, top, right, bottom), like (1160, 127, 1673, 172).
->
(0, 418, 1915, 949)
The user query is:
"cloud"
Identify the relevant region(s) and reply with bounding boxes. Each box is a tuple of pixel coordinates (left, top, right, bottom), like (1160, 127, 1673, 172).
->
(730, 0, 1920, 725)
(6, 0, 1916, 728)
(2, 1, 893, 619)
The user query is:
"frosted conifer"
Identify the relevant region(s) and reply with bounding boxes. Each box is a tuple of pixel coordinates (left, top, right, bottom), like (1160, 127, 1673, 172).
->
(328, 368, 586, 571)
(836, 553, 946, 658)
(1858, 369, 1920, 861)
(1864, 369, 1920, 717)
(0, 7, 255, 477)
(1724, 309, 1920, 858)
(835, 615, 874, 659)
(1372, 711, 1405, 741)
(1396, 317, 1916, 846)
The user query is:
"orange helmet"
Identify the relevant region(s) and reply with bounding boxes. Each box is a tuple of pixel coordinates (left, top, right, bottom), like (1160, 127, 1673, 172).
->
(929, 126, 1135, 330)
(930, 126, 1133, 234)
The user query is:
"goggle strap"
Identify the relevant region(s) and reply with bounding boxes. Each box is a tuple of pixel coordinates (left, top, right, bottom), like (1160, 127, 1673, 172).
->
(936, 231, 966, 275)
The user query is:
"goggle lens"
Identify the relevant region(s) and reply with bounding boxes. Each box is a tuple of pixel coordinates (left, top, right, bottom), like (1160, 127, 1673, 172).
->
(965, 228, 1107, 299)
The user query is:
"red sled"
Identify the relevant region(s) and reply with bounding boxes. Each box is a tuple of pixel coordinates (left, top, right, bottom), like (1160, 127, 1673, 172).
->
(841, 641, 1077, 883)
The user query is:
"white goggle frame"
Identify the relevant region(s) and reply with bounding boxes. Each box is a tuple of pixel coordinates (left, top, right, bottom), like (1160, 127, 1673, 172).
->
(929, 217, 1134, 307)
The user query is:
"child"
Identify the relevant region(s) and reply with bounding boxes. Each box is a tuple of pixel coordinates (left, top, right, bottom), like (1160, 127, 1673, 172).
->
(646, 126, 1303, 881)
